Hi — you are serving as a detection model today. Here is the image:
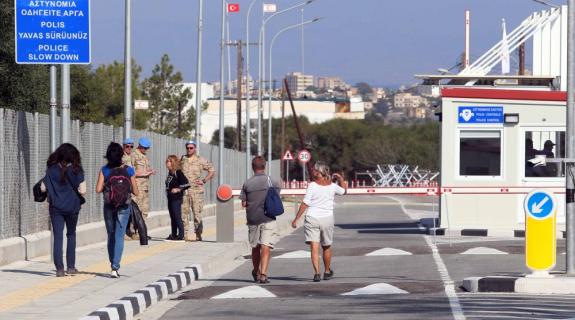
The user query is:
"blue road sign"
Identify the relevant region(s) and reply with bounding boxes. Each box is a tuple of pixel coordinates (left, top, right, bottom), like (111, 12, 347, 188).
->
(15, 0, 91, 64)
(458, 106, 504, 124)
(525, 190, 555, 220)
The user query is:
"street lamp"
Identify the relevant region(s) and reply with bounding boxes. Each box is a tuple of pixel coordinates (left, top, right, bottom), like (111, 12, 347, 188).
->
(245, 0, 259, 179)
(267, 18, 322, 176)
(123, 0, 132, 140)
(257, 0, 316, 156)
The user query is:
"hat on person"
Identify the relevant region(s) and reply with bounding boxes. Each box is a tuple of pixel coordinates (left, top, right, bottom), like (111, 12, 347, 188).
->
(185, 140, 197, 147)
(544, 140, 555, 148)
(123, 138, 134, 145)
(138, 137, 152, 148)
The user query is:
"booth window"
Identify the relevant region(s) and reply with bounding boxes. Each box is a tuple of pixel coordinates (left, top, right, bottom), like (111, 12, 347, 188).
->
(459, 130, 501, 176)
(525, 130, 565, 178)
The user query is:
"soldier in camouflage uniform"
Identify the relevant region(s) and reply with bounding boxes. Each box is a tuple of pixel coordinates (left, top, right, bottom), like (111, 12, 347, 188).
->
(132, 137, 156, 224)
(122, 138, 135, 167)
(181, 141, 215, 241)
(122, 138, 136, 239)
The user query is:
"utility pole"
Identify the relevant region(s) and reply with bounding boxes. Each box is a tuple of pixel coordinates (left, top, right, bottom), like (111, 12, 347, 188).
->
(218, 0, 226, 186)
(61, 64, 70, 143)
(566, 0, 575, 274)
(195, 0, 204, 151)
(281, 82, 286, 181)
(50, 66, 58, 152)
(235, 40, 244, 151)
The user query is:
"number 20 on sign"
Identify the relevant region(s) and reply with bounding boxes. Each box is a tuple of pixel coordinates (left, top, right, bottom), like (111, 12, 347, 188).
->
(524, 190, 557, 274)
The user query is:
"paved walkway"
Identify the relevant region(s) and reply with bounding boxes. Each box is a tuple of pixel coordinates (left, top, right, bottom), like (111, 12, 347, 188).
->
(0, 204, 295, 320)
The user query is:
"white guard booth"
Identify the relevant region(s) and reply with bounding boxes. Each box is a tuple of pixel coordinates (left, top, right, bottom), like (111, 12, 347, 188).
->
(440, 87, 566, 237)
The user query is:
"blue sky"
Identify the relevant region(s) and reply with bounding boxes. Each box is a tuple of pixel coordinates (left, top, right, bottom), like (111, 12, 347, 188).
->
(91, 0, 565, 87)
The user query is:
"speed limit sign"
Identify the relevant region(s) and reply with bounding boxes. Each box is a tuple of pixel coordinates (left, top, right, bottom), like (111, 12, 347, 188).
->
(297, 150, 311, 164)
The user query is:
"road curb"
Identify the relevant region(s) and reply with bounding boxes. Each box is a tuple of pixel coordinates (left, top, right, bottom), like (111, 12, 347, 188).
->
(80, 265, 201, 320)
(462, 275, 575, 294)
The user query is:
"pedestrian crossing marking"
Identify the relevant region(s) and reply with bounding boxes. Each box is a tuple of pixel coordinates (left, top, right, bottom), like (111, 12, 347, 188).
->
(365, 248, 412, 256)
(211, 285, 276, 299)
(341, 283, 408, 296)
(461, 247, 508, 255)
(274, 250, 310, 259)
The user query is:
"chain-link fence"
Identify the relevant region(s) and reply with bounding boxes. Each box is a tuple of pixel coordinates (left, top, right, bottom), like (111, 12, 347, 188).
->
(0, 108, 279, 240)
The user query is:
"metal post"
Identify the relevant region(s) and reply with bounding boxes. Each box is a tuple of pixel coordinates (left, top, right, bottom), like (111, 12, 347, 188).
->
(50, 66, 58, 152)
(245, 0, 257, 179)
(195, 0, 204, 151)
(268, 35, 273, 175)
(257, 21, 264, 156)
(218, 0, 226, 185)
(301, 8, 305, 74)
(61, 64, 70, 143)
(566, 0, 575, 274)
(124, 0, 132, 139)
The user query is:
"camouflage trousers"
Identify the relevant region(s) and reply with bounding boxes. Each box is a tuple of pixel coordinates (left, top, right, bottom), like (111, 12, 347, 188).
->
(182, 190, 204, 240)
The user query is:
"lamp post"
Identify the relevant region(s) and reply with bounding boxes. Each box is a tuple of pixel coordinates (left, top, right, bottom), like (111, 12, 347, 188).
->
(257, 0, 316, 156)
(566, 0, 575, 275)
(245, 0, 258, 178)
(123, 0, 132, 140)
(195, 0, 204, 152)
(267, 18, 321, 176)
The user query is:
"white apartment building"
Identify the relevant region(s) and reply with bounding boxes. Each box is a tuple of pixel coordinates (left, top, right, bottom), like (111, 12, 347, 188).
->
(285, 72, 314, 97)
(393, 92, 429, 109)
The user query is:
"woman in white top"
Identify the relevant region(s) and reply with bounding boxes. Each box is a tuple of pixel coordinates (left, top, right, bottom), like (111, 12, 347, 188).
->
(291, 162, 347, 282)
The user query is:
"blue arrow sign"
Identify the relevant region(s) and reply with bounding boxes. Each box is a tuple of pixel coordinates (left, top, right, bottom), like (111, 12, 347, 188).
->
(525, 191, 555, 220)
(15, 0, 91, 64)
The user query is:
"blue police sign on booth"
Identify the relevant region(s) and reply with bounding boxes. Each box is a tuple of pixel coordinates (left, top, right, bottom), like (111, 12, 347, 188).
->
(15, 0, 91, 64)
(458, 106, 504, 124)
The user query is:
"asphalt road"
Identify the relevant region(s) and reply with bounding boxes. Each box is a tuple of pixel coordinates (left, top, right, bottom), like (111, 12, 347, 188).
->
(149, 195, 575, 320)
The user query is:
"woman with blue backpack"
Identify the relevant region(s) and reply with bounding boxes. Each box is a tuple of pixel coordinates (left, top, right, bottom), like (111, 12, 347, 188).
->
(96, 142, 139, 278)
(42, 143, 86, 277)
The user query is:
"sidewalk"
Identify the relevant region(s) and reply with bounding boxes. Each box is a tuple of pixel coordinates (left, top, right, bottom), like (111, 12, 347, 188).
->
(0, 203, 296, 320)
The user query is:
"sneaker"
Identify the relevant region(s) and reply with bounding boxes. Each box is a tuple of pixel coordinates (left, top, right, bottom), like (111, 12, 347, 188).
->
(66, 267, 78, 275)
(313, 274, 321, 282)
(195, 233, 202, 241)
(131, 234, 140, 240)
(323, 269, 334, 280)
(110, 270, 120, 278)
(166, 235, 175, 241)
(124, 235, 132, 241)
(56, 270, 66, 277)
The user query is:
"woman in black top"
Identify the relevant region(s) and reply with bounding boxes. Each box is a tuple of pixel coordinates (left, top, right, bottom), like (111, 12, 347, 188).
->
(165, 155, 190, 241)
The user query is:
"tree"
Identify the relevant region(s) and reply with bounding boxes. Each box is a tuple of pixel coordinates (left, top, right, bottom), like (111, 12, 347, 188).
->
(142, 54, 194, 138)
(355, 82, 373, 101)
(210, 126, 238, 149)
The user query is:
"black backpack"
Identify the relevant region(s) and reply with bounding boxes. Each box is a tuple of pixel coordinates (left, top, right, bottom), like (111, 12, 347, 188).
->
(33, 178, 47, 202)
(104, 166, 132, 207)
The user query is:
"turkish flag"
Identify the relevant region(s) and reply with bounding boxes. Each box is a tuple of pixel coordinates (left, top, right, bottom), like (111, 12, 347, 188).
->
(227, 3, 239, 13)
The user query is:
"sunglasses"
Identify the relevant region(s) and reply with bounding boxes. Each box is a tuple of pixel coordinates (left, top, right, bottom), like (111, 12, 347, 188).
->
(124, 145, 133, 149)
(187, 147, 195, 150)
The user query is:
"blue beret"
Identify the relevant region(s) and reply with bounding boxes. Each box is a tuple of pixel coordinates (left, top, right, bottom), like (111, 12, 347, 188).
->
(185, 140, 197, 146)
(123, 138, 134, 145)
(138, 137, 152, 148)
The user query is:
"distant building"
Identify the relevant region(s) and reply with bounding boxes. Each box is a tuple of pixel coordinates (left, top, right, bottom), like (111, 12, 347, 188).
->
(393, 92, 429, 109)
(316, 76, 348, 90)
(200, 98, 364, 144)
(286, 72, 314, 98)
(181, 82, 215, 112)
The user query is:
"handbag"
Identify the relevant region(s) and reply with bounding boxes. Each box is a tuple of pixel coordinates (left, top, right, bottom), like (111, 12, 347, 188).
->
(33, 178, 47, 202)
(131, 202, 149, 245)
(66, 176, 86, 205)
(264, 176, 284, 218)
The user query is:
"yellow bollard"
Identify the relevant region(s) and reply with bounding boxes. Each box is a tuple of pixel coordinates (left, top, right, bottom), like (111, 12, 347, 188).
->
(524, 190, 557, 276)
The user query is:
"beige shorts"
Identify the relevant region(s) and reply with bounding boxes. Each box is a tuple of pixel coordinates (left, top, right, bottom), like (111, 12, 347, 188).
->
(304, 215, 334, 246)
(248, 220, 277, 249)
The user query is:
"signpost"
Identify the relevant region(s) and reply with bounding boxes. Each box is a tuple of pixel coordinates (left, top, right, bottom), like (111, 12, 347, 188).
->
(524, 190, 557, 277)
(15, 0, 91, 64)
(298, 149, 311, 181)
(283, 150, 294, 184)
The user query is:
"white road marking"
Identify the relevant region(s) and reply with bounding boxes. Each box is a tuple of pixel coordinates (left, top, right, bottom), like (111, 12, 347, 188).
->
(365, 248, 413, 256)
(424, 236, 466, 320)
(211, 286, 276, 299)
(461, 247, 508, 255)
(274, 250, 310, 259)
(340, 283, 408, 295)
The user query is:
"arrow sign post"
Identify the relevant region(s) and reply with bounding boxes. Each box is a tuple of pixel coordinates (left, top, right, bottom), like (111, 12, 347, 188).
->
(524, 190, 557, 276)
